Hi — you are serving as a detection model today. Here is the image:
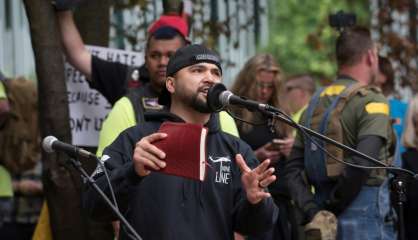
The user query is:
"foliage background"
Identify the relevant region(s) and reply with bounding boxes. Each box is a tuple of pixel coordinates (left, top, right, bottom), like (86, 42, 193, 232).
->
(266, 0, 370, 82)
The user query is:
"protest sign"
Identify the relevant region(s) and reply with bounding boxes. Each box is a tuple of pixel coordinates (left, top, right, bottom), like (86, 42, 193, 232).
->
(65, 45, 143, 146)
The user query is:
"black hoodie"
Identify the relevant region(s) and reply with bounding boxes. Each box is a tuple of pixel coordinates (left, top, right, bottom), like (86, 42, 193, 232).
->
(83, 112, 278, 240)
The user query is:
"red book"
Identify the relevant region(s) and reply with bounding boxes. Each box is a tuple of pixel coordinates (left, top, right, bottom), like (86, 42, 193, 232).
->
(153, 122, 208, 181)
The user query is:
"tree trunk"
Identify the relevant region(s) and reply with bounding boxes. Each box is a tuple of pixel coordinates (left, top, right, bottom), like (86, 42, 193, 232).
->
(72, 0, 109, 160)
(22, 1, 87, 239)
(73, 4, 115, 239)
(74, 0, 111, 47)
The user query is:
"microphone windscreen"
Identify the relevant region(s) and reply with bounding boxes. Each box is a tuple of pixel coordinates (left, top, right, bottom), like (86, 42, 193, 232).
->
(207, 83, 227, 112)
(42, 136, 57, 153)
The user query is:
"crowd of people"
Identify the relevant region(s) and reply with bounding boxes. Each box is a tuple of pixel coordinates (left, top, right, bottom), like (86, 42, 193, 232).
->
(1, 3, 418, 240)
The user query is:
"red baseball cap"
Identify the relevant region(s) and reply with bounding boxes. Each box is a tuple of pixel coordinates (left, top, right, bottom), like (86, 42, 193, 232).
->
(148, 15, 189, 40)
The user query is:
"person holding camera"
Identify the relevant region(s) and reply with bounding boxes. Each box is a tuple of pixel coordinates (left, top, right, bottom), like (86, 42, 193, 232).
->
(230, 54, 297, 240)
(284, 26, 396, 240)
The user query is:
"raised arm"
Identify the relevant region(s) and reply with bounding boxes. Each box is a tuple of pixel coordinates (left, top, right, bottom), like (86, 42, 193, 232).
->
(56, 10, 92, 79)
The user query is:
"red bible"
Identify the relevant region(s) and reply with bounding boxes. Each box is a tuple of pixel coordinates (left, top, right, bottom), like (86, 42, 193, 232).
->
(153, 122, 208, 181)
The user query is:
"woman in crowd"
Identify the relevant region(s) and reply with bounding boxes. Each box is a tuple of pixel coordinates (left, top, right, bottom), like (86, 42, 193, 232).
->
(231, 54, 293, 162)
(230, 54, 297, 240)
(401, 95, 418, 240)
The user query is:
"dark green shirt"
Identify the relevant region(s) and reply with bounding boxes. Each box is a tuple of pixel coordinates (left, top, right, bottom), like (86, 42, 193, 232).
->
(294, 78, 393, 183)
(285, 77, 394, 222)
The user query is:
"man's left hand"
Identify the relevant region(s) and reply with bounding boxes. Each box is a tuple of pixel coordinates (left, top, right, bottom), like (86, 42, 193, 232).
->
(236, 154, 276, 204)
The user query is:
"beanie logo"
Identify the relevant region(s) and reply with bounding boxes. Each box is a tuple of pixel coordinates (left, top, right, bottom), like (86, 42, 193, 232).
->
(194, 54, 220, 63)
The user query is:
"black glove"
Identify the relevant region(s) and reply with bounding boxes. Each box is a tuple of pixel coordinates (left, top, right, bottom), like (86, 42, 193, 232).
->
(52, 0, 83, 11)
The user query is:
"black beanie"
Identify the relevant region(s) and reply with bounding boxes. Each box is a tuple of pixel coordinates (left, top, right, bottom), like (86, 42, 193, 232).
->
(159, 44, 222, 105)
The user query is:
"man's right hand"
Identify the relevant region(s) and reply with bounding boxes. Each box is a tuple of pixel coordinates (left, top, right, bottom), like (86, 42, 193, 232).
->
(132, 133, 167, 177)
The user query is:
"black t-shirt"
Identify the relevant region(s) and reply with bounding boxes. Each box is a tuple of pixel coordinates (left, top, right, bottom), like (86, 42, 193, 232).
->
(237, 111, 285, 151)
(237, 115, 288, 198)
(239, 123, 276, 150)
(90, 56, 149, 105)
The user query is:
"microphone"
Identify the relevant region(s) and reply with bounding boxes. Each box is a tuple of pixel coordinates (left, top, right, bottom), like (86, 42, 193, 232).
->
(207, 83, 273, 112)
(42, 136, 96, 159)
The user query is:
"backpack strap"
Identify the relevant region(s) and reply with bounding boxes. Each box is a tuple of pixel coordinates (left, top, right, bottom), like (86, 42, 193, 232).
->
(304, 87, 323, 130)
(304, 86, 347, 204)
(334, 83, 366, 113)
(303, 87, 328, 186)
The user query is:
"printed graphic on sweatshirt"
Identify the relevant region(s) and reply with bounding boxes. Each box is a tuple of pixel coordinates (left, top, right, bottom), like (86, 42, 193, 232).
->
(209, 156, 231, 185)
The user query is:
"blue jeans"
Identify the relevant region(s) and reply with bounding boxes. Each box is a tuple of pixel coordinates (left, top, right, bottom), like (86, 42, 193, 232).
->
(337, 181, 396, 240)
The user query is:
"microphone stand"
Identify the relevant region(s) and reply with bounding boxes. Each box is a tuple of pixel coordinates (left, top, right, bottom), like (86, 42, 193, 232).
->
(65, 157, 142, 240)
(256, 105, 416, 240)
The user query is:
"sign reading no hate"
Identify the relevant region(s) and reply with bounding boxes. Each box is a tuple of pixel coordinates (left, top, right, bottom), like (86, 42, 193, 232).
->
(65, 45, 143, 146)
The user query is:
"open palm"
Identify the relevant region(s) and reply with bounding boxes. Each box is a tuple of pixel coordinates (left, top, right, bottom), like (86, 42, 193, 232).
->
(236, 154, 276, 204)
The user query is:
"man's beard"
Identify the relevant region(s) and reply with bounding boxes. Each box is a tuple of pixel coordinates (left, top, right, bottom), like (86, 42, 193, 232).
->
(189, 92, 212, 113)
(176, 85, 213, 113)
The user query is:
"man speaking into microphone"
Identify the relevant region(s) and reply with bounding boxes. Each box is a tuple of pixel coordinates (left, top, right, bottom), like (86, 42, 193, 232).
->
(83, 44, 278, 240)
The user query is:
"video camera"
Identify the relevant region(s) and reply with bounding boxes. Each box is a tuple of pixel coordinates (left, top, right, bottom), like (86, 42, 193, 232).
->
(329, 11, 356, 32)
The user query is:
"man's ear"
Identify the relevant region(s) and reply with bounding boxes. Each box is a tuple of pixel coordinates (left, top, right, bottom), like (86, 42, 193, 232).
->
(166, 76, 175, 94)
(366, 49, 377, 67)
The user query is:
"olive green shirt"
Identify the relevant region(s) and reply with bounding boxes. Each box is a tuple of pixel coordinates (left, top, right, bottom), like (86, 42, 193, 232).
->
(294, 78, 392, 183)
